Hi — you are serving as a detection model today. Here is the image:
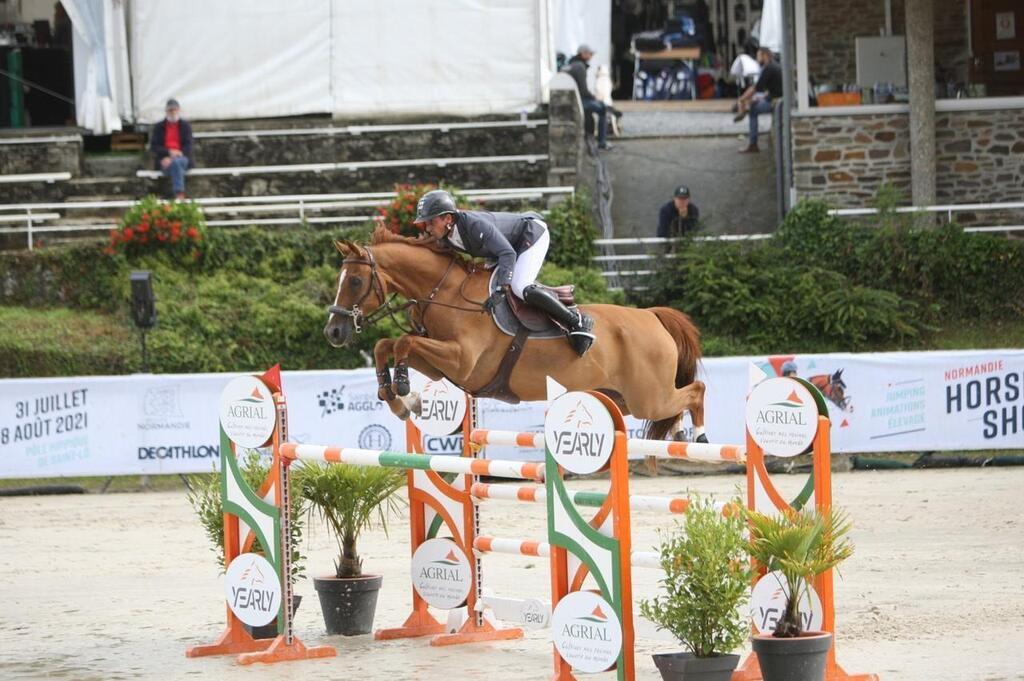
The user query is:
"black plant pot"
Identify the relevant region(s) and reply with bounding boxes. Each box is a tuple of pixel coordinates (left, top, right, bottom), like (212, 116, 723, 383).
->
(243, 594, 303, 640)
(652, 652, 740, 681)
(752, 631, 833, 681)
(313, 574, 383, 636)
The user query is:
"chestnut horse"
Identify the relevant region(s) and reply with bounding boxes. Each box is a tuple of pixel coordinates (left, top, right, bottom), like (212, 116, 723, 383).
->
(324, 226, 706, 441)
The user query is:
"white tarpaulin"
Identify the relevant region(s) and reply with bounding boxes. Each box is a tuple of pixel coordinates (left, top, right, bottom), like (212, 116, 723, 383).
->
(758, 0, 784, 54)
(129, 0, 332, 123)
(128, 0, 552, 122)
(62, 0, 132, 133)
(2, 350, 1022, 479)
(330, 0, 551, 116)
(552, 0, 611, 69)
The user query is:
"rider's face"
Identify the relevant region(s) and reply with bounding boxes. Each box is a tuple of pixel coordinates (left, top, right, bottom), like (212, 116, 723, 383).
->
(423, 215, 452, 239)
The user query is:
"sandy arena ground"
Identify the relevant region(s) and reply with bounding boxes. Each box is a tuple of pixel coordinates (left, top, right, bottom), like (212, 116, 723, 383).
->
(1, 467, 1022, 681)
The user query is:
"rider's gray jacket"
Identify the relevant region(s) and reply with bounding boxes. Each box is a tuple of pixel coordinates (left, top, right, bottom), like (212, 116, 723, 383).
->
(443, 210, 547, 286)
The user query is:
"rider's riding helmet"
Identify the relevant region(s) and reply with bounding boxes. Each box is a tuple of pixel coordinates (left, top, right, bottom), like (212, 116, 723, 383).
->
(413, 190, 458, 225)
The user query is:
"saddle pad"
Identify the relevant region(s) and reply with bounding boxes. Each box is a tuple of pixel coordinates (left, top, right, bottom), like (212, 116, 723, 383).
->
(488, 270, 565, 339)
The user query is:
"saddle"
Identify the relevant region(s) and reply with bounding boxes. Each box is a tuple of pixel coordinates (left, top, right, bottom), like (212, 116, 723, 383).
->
(488, 271, 577, 338)
(474, 273, 582, 404)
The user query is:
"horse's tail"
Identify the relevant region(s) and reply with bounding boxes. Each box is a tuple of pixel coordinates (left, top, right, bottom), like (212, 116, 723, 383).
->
(644, 307, 702, 441)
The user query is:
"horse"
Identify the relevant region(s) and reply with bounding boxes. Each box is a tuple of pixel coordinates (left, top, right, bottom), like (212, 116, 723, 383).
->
(809, 369, 852, 411)
(324, 226, 706, 442)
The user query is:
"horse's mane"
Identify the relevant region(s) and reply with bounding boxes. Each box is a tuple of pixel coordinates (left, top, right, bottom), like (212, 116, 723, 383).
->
(368, 224, 474, 272)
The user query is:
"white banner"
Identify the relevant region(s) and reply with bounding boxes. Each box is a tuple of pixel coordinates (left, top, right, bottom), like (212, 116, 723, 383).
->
(1, 350, 1022, 478)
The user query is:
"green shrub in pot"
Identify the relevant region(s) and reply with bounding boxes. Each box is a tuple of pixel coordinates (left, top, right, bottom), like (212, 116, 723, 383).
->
(639, 495, 753, 681)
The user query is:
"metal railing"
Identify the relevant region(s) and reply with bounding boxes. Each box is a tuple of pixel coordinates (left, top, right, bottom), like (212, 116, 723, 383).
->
(136, 154, 549, 179)
(593, 234, 772, 291)
(0, 186, 575, 250)
(829, 201, 1024, 232)
(192, 118, 548, 139)
(0, 172, 72, 184)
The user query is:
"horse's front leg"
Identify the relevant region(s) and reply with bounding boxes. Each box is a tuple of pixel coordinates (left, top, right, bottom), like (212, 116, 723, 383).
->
(373, 338, 397, 402)
(392, 336, 468, 395)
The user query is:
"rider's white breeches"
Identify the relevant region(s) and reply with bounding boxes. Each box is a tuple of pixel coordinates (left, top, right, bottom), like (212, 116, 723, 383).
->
(511, 223, 549, 298)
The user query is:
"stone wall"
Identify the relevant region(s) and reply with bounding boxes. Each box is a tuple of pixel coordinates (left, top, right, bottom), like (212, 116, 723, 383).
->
(0, 136, 82, 176)
(545, 73, 584, 193)
(807, 0, 969, 87)
(793, 108, 1024, 217)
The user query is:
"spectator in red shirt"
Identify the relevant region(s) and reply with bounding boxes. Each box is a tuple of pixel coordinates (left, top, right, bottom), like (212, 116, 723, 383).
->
(149, 98, 194, 199)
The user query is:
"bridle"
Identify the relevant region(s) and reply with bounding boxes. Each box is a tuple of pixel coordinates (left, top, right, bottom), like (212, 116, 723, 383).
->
(327, 246, 484, 336)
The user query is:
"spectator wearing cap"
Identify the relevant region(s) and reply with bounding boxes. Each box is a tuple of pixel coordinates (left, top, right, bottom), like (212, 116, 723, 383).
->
(563, 44, 613, 150)
(657, 185, 701, 239)
(149, 98, 194, 200)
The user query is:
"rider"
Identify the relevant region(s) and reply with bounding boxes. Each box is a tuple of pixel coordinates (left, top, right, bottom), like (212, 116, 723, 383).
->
(412, 189, 595, 356)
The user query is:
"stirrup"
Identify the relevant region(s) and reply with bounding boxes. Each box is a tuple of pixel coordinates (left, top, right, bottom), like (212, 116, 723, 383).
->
(567, 315, 595, 357)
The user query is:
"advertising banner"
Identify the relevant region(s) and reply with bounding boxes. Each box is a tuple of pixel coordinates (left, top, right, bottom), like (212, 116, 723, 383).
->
(2, 350, 1022, 478)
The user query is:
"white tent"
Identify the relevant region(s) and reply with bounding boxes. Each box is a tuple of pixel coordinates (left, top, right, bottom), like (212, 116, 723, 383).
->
(758, 0, 784, 55)
(62, 0, 132, 133)
(552, 0, 611, 69)
(128, 0, 555, 123)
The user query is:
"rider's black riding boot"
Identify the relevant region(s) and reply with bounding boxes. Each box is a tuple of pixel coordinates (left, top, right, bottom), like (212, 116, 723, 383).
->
(522, 284, 595, 356)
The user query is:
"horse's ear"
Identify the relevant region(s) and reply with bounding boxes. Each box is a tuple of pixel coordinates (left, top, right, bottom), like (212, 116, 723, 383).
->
(835, 368, 843, 378)
(335, 239, 364, 258)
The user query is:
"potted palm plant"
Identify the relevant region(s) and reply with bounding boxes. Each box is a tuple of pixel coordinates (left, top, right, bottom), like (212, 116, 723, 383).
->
(639, 496, 754, 681)
(743, 506, 854, 681)
(186, 449, 306, 638)
(296, 461, 406, 636)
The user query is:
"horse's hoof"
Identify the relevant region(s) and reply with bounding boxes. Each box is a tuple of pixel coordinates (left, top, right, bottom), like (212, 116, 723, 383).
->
(695, 433, 709, 444)
(378, 386, 396, 401)
(400, 392, 422, 417)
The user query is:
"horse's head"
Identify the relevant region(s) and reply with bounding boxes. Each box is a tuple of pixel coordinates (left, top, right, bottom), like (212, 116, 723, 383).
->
(323, 239, 387, 347)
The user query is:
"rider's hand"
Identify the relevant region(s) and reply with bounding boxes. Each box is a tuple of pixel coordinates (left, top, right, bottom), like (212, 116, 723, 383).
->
(483, 286, 508, 312)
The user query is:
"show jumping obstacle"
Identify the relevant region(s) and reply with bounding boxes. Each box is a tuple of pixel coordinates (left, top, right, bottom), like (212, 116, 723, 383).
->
(189, 366, 877, 681)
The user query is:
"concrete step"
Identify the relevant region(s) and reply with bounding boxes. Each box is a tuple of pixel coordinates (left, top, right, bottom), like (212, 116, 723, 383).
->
(83, 154, 145, 178)
(193, 125, 548, 168)
(65, 176, 149, 199)
(140, 159, 550, 199)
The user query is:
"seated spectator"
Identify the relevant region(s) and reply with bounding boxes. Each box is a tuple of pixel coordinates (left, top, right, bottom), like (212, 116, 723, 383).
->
(150, 98, 194, 199)
(594, 64, 624, 138)
(729, 47, 761, 93)
(657, 185, 700, 239)
(563, 44, 613, 150)
(733, 48, 782, 153)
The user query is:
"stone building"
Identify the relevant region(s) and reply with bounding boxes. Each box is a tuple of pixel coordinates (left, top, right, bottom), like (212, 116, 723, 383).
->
(788, 0, 1023, 212)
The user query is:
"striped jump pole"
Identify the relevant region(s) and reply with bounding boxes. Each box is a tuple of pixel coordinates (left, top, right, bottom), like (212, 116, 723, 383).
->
(470, 482, 730, 515)
(279, 443, 544, 481)
(470, 428, 746, 464)
(475, 536, 662, 571)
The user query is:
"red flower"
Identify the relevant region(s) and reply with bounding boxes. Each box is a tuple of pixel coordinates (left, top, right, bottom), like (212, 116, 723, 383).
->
(186, 227, 199, 240)
(172, 221, 181, 229)
(137, 223, 149, 233)
(123, 227, 135, 240)
(103, 246, 115, 255)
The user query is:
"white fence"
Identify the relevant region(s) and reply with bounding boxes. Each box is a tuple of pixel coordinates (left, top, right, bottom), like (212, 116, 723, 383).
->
(0, 186, 574, 250)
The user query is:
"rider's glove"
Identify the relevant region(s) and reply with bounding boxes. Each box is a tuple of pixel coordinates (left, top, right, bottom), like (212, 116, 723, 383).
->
(483, 286, 508, 312)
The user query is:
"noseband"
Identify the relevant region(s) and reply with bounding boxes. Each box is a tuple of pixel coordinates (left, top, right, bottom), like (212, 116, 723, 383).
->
(327, 248, 387, 334)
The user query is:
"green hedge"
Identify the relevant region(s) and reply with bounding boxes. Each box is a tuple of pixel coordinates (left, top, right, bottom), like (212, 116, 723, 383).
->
(638, 199, 1024, 354)
(0, 211, 617, 376)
